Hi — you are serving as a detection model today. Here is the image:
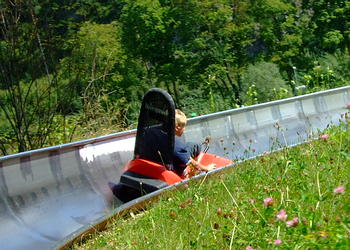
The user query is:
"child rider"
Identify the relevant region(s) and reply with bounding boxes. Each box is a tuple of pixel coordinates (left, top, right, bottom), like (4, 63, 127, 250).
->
(173, 109, 216, 176)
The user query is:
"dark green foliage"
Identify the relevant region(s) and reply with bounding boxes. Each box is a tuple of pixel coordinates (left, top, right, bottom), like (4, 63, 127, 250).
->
(301, 0, 350, 54)
(0, 0, 350, 155)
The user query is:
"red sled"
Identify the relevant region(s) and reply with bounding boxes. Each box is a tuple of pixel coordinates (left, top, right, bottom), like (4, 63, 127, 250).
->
(110, 89, 233, 203)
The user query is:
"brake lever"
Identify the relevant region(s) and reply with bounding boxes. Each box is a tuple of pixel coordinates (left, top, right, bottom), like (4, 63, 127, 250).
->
(202, 136, 211, 153)
(203, 136, 211, 144)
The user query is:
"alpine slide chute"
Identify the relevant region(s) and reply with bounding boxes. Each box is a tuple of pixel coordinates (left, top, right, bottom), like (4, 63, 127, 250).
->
(0, 86, 349, 249)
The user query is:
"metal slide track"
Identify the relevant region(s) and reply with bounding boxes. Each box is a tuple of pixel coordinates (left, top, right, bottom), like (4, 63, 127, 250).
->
(0, 86, 349, 249)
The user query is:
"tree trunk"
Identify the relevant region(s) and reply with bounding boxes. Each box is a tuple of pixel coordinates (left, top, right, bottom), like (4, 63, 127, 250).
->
(172, 80, 181, 108)
(224, 62, 242, 105)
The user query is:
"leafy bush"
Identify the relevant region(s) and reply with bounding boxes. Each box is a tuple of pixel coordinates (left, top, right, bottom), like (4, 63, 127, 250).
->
(241, 62, 292, 104)
(301, 53, 349, 92)
(0, 112, 16, 155)
(318, 53, 350, 83)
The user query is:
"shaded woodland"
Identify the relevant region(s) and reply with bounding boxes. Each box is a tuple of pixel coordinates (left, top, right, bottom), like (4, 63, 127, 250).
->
(0, 0, 349, 155)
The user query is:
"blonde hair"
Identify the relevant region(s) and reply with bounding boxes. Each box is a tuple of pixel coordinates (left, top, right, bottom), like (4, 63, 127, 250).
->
(175, 109, 187, 127)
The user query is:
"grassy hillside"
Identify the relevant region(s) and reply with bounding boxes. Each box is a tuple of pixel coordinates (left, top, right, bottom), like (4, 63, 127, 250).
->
(73, 121, 350, 249)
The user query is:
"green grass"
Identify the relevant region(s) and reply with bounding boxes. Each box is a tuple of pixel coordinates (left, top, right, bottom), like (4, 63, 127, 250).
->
(72, 121, 350, 249)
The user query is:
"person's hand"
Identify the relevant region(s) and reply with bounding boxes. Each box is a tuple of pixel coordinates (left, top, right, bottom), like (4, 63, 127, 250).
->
(189, 159, 216, 172)
(190, 158, 198, 169)
(206, 163, 216, 171)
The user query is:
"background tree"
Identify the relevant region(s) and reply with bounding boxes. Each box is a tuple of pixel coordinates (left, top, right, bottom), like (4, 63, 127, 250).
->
(302, 0, 350, 55)
(59, 21, 147, 130)
(0, 1, 72, 153)
(1, 0, 349, 156)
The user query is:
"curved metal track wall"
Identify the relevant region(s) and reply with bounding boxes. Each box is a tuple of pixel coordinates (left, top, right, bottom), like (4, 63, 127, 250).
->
(0, 86, 349, 249)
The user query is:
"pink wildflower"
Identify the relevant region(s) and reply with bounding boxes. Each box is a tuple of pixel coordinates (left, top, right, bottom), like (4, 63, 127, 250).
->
(249, 199, 255, 204)
(276, 209, 288, 221)
(263, 197, 274, 207)
(286, 217, 299, 227)
(274, 239, 282, 245)
(319, 134, 329, 140)
(346, 101, 350, 109)
(333, 186, 345, 194)
(246, 246, 256, 250)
